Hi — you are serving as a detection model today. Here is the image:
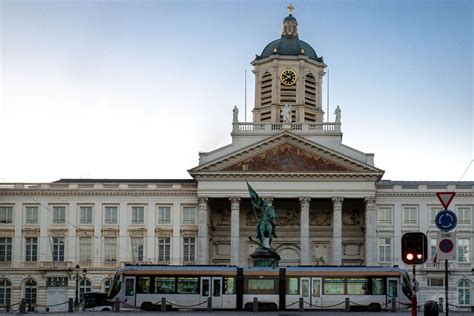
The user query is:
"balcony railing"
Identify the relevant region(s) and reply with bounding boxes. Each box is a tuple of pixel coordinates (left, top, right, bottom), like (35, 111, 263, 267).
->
(232, 122, 341, 135)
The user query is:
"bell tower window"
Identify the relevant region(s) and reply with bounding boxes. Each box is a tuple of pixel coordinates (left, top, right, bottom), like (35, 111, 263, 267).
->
(259, 71, 272, 122)
(304, 73, 317, 107)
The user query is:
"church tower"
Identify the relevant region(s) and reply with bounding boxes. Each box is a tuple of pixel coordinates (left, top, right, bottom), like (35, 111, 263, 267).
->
(252, 5, 326, 124)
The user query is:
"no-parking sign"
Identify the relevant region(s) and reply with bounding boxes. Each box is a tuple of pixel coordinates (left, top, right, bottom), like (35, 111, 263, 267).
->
(437, 231, 456, 260)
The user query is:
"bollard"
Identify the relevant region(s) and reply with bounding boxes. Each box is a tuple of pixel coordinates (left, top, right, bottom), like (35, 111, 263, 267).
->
(345, 297, 350, 312)
(299, 297, 304, 312)
(19, 299, 26, 313)
(253, 297, 258, 312)
(6, 304, 10, 312)
(207, 297, 212, 312)
(68, 298, 73, 313)
(391, 297, 397, 312)
(438, 298, 443, 313)
(161, 297, 166, 312)
(115, 298, 120, 313)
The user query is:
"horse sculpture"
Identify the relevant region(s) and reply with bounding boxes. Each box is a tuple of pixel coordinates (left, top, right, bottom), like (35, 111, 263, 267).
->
(256, 201, 277, 248)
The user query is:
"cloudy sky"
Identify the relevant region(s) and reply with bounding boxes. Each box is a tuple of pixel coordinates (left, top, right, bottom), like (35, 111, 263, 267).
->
(1, 0, 472, 182)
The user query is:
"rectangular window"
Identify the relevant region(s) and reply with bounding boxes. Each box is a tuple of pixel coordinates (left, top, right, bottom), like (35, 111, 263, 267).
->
(377, 207, 392, 225)
(403, 206, 418, 225)
(0, 237, 12, 261)
(137, 277, 151, 294)
(79, 206, 93, 224)
(456, 207, 472, 225)
(246, 278, 277, 294)
(371, 278, 385, 295)
(224, 277, 236, 294)
(104, 237, 117, 262)
(53, 206, 66, 224)
(158, 237, 170, 262)
(79, 237, 92, 262)
(25, 237, 38, 262)
(0, 207, 13, 224)
(430, 207, 442, 225)
(177, 277, 199, 294)
(25, 206, 39, 224)
(427, 278, 444, 287)
(378, 238, 391, 262)
(155, 277, 176, 294)
(430, 238, 437, 259)
(131, 207, 144, 224)
(183, 207, 196, 225)
(457, 239, 470, 262)
(104, 206, 118, 225)
(347, 278, 368, 295)
(287, 278, 299, 295)
(131, 237, 144, 262)
(323, 278, 345, 295)
(52, 237, 65, 262)
(158, 206, 171, 225)
(183, 237, 195, 262)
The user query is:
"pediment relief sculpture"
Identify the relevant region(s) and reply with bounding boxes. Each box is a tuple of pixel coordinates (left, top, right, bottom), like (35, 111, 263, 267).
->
(222, 143, 350, 173)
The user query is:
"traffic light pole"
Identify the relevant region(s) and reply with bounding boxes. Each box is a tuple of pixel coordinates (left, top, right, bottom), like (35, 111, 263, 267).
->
(411, 265, 417, 316)
(445, 259, 448, 316)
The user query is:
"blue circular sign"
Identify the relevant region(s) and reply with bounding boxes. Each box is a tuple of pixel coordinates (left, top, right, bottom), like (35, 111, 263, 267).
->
(435, 209, 457, 232)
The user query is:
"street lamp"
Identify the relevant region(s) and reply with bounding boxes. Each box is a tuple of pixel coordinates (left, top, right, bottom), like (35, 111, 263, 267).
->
(68, 264, 87, 310)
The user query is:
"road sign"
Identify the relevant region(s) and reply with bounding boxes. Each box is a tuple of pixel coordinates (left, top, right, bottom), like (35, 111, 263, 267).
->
(437, 232, 456, 260)
(435, 209, 457, 232)
(436, 192, 456, 209)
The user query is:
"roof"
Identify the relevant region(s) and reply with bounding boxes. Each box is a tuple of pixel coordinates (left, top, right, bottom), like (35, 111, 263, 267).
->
(257, 37, 323, 62)
(53, 178, 197, 184)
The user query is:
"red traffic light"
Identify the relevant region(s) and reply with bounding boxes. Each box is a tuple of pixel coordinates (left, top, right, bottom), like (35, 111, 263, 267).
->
(402, 232, 428, 265)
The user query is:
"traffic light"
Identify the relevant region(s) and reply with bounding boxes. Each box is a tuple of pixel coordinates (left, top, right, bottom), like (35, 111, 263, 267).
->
(401, 232, 428, 264)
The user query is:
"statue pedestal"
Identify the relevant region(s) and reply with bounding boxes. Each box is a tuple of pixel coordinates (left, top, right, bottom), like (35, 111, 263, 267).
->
(250, 247, 280, 267)
(282, 124, 292, 130)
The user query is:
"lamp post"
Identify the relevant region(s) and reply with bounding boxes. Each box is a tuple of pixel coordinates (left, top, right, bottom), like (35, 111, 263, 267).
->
(68, 264, 87, 310)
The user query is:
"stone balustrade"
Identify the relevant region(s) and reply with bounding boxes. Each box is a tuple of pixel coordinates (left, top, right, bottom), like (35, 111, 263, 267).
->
(232, 122, 341, 134)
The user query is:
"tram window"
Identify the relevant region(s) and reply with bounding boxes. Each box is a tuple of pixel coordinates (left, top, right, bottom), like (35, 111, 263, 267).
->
(371, 278, 385, 295)
(388, 280, 397, 298)
(155, 277, 176, 294)
(287, 278, 299, 295)
(323, 278, 345, 295)
(347, 278, 368, 295)
(202, 279, 210, 297)
(213, 279, 221, 297)
(246, 278, 277, 294)
(177, 277, 199, 294)
(137, 277, 150, 294)
(125, 279, 134, 296)
(312, 279, 321, 297)
(224, 277, 235, 294)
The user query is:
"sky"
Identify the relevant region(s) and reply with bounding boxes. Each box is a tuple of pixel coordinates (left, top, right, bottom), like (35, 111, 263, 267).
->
(0, 0, 472, 182)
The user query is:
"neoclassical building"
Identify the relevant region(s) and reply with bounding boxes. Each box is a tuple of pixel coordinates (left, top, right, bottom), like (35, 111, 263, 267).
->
(0, 7, 472, 311)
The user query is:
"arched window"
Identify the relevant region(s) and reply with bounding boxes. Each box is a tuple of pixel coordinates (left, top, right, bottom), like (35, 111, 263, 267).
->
(24, 279, 37, 306)
(260, 72, 273, 122)
(0, 279, 11, 306)
(103, 278, 112, 294)
(458, 280, 470, 305)
(79, 279, 92, 304)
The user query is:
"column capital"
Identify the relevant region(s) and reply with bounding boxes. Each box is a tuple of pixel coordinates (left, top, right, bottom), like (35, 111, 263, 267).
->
(364, 196, 376, 208)
(198, 197, 208, 208)
(229, 196, 241, 204)
(332, 196, 344, 205)
(299, 197, 311, 208)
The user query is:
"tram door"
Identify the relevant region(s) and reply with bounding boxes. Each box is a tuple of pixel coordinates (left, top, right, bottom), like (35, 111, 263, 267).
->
(387, 278, 399, 305)
(200, 277, 223, 308)
(124, 277, 136, 306)
(300, 277, 322, 308)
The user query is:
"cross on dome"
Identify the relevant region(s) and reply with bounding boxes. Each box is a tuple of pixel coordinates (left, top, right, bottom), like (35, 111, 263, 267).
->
(287, 3, 294, 14)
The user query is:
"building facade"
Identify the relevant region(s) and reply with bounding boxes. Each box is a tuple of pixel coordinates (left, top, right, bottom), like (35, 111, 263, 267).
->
(0, 7, 472, 311)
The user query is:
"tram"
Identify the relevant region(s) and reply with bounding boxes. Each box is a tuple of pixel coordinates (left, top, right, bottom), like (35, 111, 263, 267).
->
(107, 264, 412, 311)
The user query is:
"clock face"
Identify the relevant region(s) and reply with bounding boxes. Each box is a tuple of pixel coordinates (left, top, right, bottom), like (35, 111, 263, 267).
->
(280, 69, 297, 86)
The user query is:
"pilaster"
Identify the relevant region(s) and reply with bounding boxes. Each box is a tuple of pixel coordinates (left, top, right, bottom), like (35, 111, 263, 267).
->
(299, 197, 311, 265)
(332, 196, 343, 265)
(364, 197, 377, 266)
(229, 197, 241, 266)
(197, 197, 209, 264)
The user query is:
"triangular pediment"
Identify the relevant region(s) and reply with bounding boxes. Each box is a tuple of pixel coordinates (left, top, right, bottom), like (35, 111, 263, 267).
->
(189, 132, 384, 178)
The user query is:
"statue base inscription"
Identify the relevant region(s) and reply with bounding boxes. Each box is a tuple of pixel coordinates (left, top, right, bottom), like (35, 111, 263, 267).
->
(251, 247, 280, 268)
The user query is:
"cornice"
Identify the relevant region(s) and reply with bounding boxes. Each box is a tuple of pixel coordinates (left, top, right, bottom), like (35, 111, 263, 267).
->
(0, 189, 197, 197)
(376, 191, 474, 198)
(192, 172, 382, 181)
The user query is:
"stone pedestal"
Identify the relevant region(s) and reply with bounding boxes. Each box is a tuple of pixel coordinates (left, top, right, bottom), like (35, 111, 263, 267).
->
(250, 247, 280, 267)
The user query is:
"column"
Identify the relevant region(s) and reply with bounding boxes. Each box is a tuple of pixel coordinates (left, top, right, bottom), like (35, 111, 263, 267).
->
(364, 197, 377, 266)
(229, 197, 241, 266)
(332, 197, 343, 265)
(299, 197, 311, 265)
(197, 197, 209, 264)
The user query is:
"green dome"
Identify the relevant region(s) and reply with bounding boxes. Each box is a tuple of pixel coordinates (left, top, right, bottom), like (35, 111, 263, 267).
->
(257, 37, 323, 62)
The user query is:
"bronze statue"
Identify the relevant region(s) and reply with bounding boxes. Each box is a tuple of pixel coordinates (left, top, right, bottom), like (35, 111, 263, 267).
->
(245, 179, 277, 248)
